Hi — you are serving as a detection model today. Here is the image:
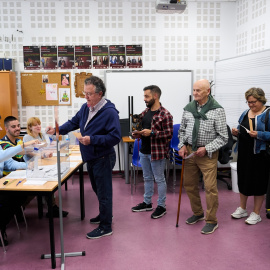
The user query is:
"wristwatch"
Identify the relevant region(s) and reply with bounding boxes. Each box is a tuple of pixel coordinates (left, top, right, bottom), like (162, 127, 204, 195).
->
(150, 130, 155, 137)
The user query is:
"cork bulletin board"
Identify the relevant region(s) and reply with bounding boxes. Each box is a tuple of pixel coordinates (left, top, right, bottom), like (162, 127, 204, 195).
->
(21, 72, 72, 106)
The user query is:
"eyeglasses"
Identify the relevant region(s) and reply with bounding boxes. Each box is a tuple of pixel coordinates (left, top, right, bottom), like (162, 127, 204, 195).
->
(246, 100, 258, 105)
(82, 91, 96, 97)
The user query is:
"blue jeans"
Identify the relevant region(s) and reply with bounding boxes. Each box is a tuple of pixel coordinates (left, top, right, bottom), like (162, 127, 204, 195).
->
(139, 152, 167, 208)
(86, 152, 116, 231)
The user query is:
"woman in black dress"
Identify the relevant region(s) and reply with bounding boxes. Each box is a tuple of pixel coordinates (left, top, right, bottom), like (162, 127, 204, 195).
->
(231, 88, 270, 225)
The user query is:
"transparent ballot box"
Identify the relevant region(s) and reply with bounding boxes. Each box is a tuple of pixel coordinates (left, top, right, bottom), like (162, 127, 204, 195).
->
(25, 141, 70, 181)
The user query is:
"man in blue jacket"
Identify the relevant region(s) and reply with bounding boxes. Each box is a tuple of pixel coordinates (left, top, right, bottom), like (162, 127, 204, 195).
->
(47, 76, 121, 239)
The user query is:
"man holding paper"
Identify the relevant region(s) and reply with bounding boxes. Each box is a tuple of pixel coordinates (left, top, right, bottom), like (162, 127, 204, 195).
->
(178, 79, 228, 235)
(46, 76, 121, 239)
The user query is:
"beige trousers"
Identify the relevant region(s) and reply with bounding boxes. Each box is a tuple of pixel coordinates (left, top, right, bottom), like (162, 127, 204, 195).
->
(183, 145, 219, 224)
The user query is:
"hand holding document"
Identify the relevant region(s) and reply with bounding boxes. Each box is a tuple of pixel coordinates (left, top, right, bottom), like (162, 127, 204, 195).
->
(73, 132, 82, 139)
(240, 125, 250, 133)
(184, 152, 195, 159)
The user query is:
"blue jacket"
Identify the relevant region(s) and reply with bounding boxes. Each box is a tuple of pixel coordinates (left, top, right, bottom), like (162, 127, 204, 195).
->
(0, 145, 27, 179)
(59, 100, 121, 162)
(238, 107, 270, 154)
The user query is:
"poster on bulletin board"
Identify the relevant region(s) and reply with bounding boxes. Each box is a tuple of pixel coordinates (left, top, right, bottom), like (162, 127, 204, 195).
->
(21, 72, 72, 106)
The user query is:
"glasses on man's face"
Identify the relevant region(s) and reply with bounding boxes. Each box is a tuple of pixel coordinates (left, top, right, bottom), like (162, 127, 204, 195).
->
(246, 100, 258, 105)
(83, 91, 96, 97)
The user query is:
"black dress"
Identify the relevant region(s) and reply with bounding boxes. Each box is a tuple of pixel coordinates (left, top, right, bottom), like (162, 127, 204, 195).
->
(237, 111, 269, 196)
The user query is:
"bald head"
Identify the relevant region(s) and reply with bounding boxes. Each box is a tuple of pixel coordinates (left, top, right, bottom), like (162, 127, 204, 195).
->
(194, 79, 210, 91)
(193, 79, 211, 105)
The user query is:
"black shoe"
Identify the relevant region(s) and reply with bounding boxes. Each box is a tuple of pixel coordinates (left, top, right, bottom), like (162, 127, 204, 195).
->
(186, 214, 205, 225)
(0, 230, 8, 247)
(201, 223, 218, 234)
(151, 206, 167, 219)
(132, 202, 153, 212)
(86, 227, 113, 239)
(90, 215, 100, 224)
(46, 205, 69, 218)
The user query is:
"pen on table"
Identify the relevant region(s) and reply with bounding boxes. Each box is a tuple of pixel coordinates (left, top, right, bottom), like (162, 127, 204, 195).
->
(3, 180, 10, 185)
(16, 180, 23, 186)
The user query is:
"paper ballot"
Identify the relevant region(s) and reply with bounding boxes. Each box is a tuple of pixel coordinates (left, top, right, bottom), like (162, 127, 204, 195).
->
(184, 152, 195, 159)
(73, 132, 82, 139)
(240, 125, 250, 134)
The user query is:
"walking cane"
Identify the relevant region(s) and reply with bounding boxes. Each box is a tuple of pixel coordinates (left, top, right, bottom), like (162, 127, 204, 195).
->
(176, 158, 185, 227)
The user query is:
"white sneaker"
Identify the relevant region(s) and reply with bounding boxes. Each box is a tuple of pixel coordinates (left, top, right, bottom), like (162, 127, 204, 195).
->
(245, 212, 262, 225)
(231, 207, 248, 219)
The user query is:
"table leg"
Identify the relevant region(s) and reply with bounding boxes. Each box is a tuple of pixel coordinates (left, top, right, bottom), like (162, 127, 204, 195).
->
(47, 194, 56, 269)
(37, 195, 43, 219)
(79, 164, 85, 220)
(124, 142, 130, 184)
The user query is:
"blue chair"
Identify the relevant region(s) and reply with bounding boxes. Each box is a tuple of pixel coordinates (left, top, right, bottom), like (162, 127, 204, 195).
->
(167, 124, 182, 189)
(130, 138, 142, 194)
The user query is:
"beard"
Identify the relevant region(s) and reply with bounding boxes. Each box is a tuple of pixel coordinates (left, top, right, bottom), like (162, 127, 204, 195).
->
(145, 98, 155, 108)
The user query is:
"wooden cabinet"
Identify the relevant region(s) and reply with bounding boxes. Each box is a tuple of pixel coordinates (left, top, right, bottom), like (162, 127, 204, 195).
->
(0, 71, 18, 139)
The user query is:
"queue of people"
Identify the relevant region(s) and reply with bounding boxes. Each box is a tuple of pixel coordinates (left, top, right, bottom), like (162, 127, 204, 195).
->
(0, 76, 270, 249)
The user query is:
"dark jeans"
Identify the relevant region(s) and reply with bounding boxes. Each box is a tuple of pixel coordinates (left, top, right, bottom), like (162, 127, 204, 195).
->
(87, 152, 116, 231)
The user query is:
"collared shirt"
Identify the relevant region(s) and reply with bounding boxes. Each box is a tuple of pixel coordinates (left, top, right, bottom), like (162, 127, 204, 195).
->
(84, 97, 107, 129)
(140, 105, 173, 160)
(178, 101, 228, 157)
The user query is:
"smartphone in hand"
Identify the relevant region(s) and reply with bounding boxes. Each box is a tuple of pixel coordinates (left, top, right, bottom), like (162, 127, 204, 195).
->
(130, 130, 141, 138)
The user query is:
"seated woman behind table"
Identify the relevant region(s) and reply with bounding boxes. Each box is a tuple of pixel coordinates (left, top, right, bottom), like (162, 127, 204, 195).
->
(0, 118, 38, 247)
(23, 117, 69, 218)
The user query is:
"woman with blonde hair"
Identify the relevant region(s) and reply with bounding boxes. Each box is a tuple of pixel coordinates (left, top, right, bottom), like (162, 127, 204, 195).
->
(23, 117, 69, 218)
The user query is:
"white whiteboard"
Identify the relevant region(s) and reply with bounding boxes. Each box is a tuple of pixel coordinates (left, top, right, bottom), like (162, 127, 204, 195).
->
(214, 50, 270, 128)
(105, 70, 193, 124)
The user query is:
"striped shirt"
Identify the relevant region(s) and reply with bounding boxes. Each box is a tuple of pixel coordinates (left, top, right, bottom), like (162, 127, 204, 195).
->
(84, 97, 107, 129)
(178, 103, 228, 158)
(140, 106, 173, 160)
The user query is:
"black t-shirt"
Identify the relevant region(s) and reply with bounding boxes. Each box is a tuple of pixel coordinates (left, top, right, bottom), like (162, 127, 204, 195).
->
(140, 110, 156, 154)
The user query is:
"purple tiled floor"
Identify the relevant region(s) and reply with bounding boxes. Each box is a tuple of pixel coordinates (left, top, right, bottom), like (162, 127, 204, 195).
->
(1, 172, 270, 270)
